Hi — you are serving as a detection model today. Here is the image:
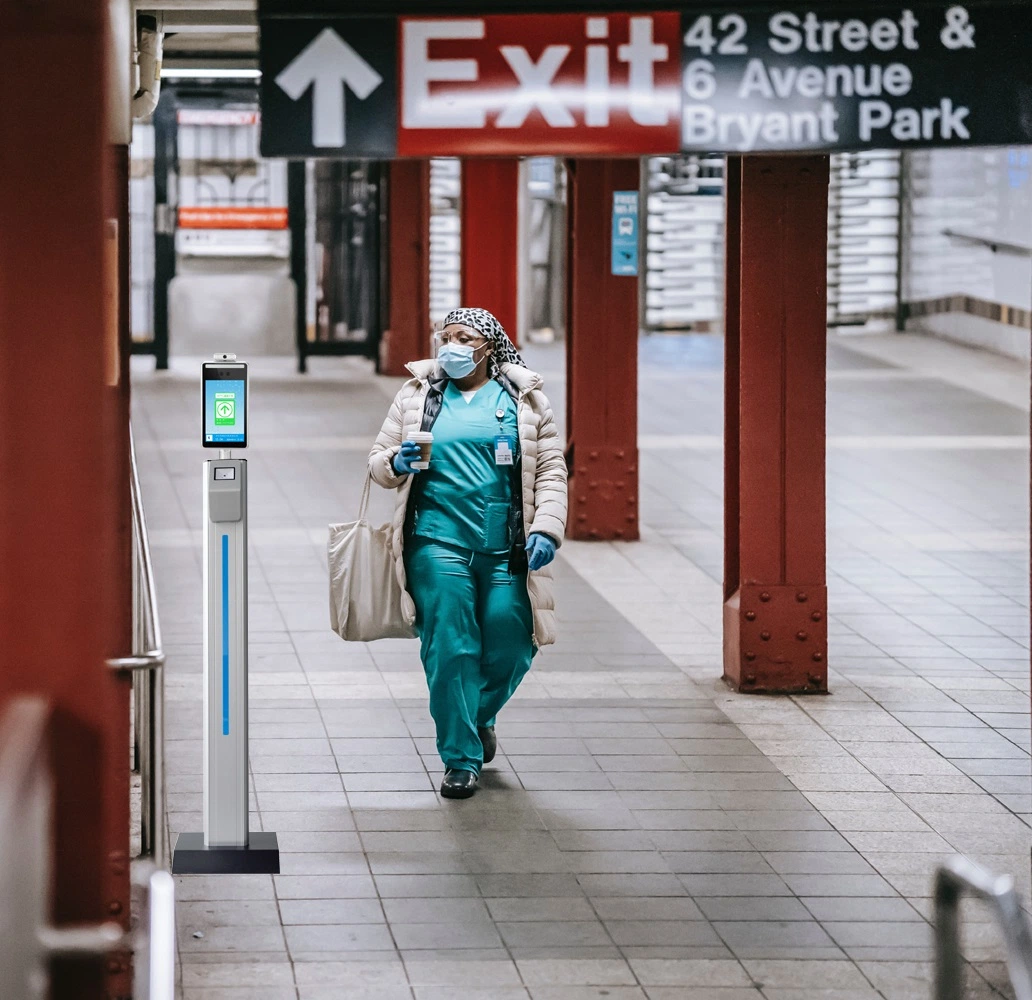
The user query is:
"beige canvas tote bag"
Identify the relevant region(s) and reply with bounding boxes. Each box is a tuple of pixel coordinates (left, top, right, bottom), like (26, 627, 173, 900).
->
(328, 474, 415, 641)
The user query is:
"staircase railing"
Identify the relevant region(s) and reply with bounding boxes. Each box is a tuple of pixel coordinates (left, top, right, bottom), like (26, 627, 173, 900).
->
(107, 425, 166, 865)
(935, 856, 1032, 1000)
(0, 696, 175, 1000)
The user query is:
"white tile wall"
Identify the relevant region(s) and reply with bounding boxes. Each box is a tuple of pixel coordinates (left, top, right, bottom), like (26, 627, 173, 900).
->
(130, 122, 155, 342)
(904, 147, 1032, 360)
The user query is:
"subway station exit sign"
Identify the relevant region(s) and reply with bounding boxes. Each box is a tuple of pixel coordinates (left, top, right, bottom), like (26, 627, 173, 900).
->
(679, 4, 1032, 152)
(257, 3, 1032, 156)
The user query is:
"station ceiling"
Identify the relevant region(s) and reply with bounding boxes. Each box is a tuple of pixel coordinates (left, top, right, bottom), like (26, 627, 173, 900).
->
(148, 0, 1026, 71)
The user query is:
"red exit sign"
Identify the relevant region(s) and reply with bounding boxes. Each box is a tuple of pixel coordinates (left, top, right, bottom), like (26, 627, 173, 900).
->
(397, 13, 681, 156)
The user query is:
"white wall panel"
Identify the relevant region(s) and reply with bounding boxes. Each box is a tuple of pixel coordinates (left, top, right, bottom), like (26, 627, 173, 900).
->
(903, 147, 1032, 359)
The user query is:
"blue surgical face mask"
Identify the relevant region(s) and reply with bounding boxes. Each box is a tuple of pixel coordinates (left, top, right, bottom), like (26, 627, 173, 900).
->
(437, 342, 485, 379)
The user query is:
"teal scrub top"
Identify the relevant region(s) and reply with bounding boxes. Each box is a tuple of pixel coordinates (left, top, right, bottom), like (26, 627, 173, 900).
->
(409, 380, 519, 556)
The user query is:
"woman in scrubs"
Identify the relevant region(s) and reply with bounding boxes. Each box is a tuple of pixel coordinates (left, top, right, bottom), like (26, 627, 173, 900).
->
(369, 308, 568, 799)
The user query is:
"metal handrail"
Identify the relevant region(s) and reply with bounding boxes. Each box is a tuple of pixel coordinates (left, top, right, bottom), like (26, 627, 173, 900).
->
(130, 864, 177, 1000)
(942, 229, 1032, 258)
(935, 856, 1032, 1000)
(107, 425, 166, 867)
(0, 697, 175, 1000)
(0, 697, 51, 1000)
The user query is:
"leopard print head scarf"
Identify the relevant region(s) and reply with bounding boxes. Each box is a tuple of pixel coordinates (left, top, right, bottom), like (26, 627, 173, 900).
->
(442, 307, 526, 372)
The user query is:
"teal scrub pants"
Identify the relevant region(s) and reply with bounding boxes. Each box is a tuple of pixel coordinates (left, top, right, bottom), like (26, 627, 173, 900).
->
(405, 536, 535, 774)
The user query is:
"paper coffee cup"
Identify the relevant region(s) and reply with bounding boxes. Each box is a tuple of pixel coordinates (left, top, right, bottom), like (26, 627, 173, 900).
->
(410, 431, 433, 469)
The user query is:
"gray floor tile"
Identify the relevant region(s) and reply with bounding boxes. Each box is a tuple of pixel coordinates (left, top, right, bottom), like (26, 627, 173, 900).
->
(284, 923, 397, 953)
(779, 873, 898, 897)
(824, 921, 934, 949)
(515, 957, 637, 985)
(664, 852, 774, 875)
(139, 341, 1029, 998)
(638, 990, 758, 1000)
(261, 810, 357, 832)
(743, 831, 855, 853)
(680, 875, 793, 898)
(577, 874, 689, 897)
(648, 830, 753, 852)
(486, 897, 598, 922)
(620, 810, 716, 832)
(273, 875, 377, 899)
(713, 920, 842, 959)
(278, 899, 386, 925)
(391, 921, 504, 950)
(695, 897, 812, 922)
(299, 989, 413, 1000)
(352, 809, 449, 832)
(800, 897, 925, 923)
(374, 874, 480, 898)
(382, 897, 491, 923)
(763, 852, 877, 876)
(277, 852, 371, 876)
(628, 957, 754, 986)
(526, 989, 646, 1000)
(178, 925, 287, 954)
(605, 921, 725, 948)
(400, 957, 522, 987)
(477, 873, 586, 897)
(276, 831, 363, 853)
(177, 900, 282, 928)
(182, 989, 298, 1000)
(590, 897, 704, 922)
(498, 920, 613, 948)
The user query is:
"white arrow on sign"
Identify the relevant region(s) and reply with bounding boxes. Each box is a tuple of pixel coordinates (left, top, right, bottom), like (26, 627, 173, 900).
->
(274, 27, 383, 148)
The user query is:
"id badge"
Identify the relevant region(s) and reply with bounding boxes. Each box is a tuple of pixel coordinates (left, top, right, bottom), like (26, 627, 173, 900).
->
(494, 435, 514, 466)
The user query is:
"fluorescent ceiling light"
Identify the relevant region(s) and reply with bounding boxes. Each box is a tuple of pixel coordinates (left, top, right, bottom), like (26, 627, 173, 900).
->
(161, 10, 258, 32)
(161, 67, 261, 79)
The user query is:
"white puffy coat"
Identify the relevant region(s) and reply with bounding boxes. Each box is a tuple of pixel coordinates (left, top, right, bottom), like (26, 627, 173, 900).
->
(368, 360, 568, 646)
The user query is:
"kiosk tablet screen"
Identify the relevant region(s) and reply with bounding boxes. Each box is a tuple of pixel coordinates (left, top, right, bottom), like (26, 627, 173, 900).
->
(203, 364, 247, 447)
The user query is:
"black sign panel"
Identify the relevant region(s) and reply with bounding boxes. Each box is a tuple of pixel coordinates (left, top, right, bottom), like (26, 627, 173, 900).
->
(680, 3, 1032, 152)
(259, 18, 397, 158)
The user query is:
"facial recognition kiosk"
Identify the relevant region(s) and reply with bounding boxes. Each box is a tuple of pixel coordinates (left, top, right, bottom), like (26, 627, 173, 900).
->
(172, 356, 280, 874)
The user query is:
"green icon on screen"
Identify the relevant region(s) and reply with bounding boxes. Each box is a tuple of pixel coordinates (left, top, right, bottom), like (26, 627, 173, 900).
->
(214, 394, 236, 425)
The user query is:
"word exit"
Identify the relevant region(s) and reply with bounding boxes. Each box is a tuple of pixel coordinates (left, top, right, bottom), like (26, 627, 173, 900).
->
(396, 13, 682, 156)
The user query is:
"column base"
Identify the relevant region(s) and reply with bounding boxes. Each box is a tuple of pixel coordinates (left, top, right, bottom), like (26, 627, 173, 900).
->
(723, 584, 828, 694)
(171, 831, 280, 874)
(568, 445, 640, 541)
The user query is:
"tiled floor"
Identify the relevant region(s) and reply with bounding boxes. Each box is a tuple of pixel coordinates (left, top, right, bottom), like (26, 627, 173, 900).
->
(132, 331, 1030, 1000)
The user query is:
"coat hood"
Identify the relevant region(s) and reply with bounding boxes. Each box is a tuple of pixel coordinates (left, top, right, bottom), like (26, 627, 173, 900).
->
(405, 359, 543, 394)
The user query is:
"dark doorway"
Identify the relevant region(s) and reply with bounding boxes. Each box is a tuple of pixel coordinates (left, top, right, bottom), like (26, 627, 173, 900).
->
(310, 160, 385, 369)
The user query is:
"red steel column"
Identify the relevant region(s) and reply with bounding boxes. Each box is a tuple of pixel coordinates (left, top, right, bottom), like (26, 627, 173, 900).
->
(0, 5, 125, 999)
(723, 155, 830, 694)
(460, 158, 519, 338)
(565, 158, 639, 541)
(383, 159, 431, 375)
(105, 140, 134, 999)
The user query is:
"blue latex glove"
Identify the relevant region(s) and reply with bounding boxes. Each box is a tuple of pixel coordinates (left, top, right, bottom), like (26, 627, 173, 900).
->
(392, 441, 423, 476)
(525, 533, 556, 571)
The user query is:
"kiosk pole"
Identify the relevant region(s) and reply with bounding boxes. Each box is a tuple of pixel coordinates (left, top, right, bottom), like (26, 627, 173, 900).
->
(173, 357, 279, 874)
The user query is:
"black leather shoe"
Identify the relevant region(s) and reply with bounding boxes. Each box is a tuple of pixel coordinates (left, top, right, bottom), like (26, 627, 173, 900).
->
(440, 768, 479, 799)
(478, 726, 497, 764)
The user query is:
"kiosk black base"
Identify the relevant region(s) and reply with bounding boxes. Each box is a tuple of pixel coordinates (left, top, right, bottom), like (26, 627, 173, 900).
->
(172, 832, 280, 874)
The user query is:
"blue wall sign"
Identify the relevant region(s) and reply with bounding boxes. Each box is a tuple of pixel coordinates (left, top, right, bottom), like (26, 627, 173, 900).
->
(611, 191, 639, 277)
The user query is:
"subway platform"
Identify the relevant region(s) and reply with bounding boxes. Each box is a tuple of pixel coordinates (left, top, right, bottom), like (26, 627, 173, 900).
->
(132, 332, 1030, 1000)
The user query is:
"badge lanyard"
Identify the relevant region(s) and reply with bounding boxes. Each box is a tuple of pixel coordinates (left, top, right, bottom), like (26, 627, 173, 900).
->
(493, 399, 514, 467)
